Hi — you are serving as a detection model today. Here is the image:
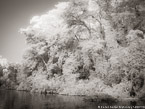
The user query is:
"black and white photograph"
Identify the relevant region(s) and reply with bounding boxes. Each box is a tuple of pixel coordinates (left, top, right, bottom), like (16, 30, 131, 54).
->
(0, 0, 145, 109)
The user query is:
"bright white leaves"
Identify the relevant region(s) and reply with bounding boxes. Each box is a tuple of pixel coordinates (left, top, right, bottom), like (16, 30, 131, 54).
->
(0, 56, 8, 67)
(88, 0, 99, 11)
(120, 30, 145, 69)
(126, 30, 144, 43)
(17, 0, 145, 97)
(20, 2, 69, 43)
(30, 16, 40, 25)
(20, 2, 70, 64)
(31, 2, 68, 36)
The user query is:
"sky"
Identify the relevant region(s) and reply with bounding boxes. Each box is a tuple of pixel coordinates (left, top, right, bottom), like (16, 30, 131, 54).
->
(0, 0, 66, 63)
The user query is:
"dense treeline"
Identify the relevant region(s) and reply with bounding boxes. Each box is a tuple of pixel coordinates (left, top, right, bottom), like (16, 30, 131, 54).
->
(0, 57, 19, 89)
(0, 0, 145, 99)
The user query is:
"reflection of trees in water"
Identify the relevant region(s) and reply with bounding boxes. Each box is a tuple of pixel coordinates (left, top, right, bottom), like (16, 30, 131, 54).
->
(3, 91, 17, 109)
(130, 101, 136, 109)
(0, 90, 95, 109)
(0, 90, 145, 109)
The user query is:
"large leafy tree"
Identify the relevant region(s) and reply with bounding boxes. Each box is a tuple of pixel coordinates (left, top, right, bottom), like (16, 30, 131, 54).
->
(20, 2, 69, 77)
(17, 0, 145, 97)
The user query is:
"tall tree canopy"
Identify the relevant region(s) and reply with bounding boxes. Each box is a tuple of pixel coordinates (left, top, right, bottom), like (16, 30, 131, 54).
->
(0, 0, 145, 98)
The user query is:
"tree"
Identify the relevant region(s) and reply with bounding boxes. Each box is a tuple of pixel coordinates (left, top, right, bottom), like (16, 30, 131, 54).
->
(0, 65, 3, 77)
(63, 0, 109, 40)
(110, 0, 145, 37)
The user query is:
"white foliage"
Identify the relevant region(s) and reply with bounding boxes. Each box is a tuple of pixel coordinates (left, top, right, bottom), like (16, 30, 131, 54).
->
(20, 2, 69, 43)
(88, 0, 99, 11)
(63, 54, 80, 75)
(30, 16, 40, 24)
(0, 56, 8, 67)
(126, 30, 144, 43)
(15, 0, 145, 98)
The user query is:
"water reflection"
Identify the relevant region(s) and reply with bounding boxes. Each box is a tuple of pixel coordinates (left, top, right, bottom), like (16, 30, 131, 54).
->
(0, 90, 94, 109)
(0, 90, 144, 109)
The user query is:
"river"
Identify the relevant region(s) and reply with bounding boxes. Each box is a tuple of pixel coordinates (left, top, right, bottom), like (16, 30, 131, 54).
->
(0, 90, 145, 109)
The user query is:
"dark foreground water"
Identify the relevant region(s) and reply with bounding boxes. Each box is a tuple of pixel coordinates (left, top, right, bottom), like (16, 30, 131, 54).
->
(0, 90, 145, 109)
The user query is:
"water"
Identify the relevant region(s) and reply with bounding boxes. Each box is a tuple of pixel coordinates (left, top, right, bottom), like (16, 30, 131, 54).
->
(0, 90, 98, 109)
(0, 90, 145, 109)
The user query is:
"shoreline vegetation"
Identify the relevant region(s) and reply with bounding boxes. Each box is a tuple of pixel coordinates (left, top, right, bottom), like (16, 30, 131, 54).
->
(0, 0, 145, 103)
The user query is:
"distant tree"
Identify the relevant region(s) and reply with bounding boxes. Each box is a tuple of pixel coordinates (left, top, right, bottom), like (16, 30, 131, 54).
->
(0, 65, 3, 77)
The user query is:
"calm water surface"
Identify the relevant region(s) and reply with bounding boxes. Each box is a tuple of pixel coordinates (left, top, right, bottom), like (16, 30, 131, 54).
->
(0, 90, 98, 109)
(0, 90, 144, 109)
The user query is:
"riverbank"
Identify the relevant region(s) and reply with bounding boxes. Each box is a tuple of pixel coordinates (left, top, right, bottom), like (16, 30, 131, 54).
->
(0, 73, 145, 100)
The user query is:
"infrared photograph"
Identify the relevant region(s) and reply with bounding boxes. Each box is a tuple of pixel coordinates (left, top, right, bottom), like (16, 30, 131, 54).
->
(0, 0, 145, 109)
